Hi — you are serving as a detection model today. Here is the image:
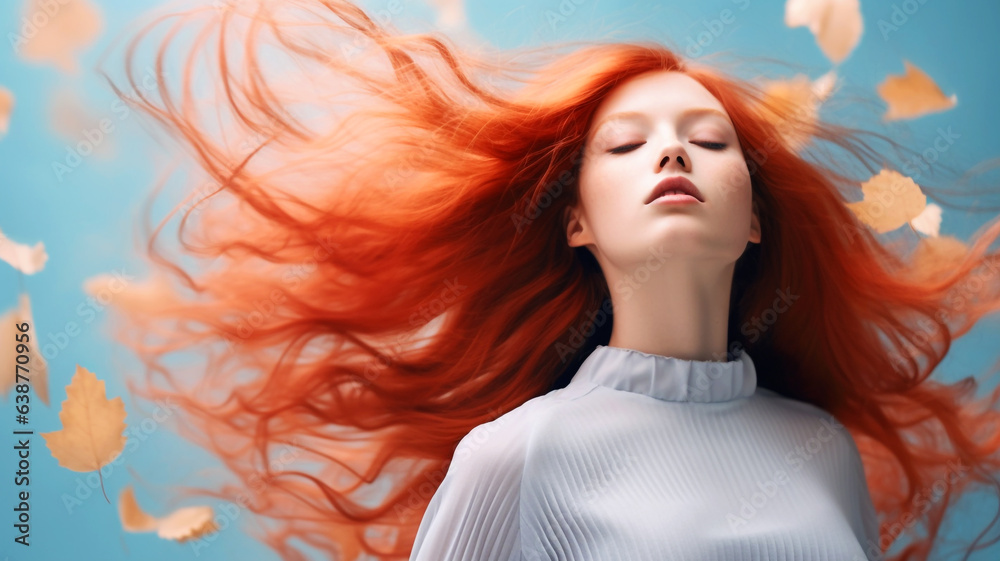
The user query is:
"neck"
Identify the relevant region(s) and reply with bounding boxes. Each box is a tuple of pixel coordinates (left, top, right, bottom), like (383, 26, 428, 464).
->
(603, 257, 735, 362)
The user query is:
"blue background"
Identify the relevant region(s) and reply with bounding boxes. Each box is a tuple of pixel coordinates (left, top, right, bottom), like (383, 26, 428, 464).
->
(2, 0, 999, 559)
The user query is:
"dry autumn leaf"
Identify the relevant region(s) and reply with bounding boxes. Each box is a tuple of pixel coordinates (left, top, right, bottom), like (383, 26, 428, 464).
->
(14, 0, 103, 74)
(41, 364, 127, 503)
(82, 271, 174, 316)
(785, 0, 863, 64)
(910, 203, 943, 237)
(846, 169, 928, 234)
(0, 86, 13, 137)
(759, 71, 837, 152)
(48, 88, 117, 160)
(877, 61, 957, 121)
(119, 485, 218, 542)
(0, 226, 48, 275)
(0, 293, 50, 406)
(907, 235, 969, 282)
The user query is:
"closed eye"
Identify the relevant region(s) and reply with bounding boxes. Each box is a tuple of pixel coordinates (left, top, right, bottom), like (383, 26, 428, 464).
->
(608, 142, 645, 154)
(693, 141, 727, 150)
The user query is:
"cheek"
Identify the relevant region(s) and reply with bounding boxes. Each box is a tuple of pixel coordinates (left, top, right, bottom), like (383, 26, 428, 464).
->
(715, 158, 752, 206)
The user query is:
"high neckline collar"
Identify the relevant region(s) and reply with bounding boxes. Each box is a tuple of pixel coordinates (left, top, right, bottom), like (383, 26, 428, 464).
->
(568, 344, 757, 403)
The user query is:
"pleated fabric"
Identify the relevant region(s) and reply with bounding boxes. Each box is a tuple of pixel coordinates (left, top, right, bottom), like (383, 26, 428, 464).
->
(408, 345, 882, 561)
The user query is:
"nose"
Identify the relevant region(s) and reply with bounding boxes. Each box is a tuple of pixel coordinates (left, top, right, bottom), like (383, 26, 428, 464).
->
(658, 145, 690, 172)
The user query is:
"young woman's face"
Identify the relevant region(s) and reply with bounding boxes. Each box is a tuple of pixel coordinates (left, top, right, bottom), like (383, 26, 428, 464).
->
(567, 71, 760, 270)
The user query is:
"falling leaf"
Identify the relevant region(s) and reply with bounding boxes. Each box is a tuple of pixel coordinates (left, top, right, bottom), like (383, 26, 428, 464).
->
(910, 203, 942, 237)
(83, 271, 173, 316)
(0, 226, 48, 274)
(48, 88, 116, 159)
(41, 364, 127, 502)
(15, 0, 103, 74)
(846, 169, 927, 233)
(0, 86, 13, 137)
(119, 485, 218, 542)
(759, 71, 837, 152)
(0, 293, 50, 406)
(877, 61, 957, 121)
(907, 235, 968, 282)
(785, 0, 863, 64)
(119, 486, 159, 533)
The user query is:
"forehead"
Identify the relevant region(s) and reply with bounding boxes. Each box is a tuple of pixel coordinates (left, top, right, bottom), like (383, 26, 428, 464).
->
(588, 71, 729, 136)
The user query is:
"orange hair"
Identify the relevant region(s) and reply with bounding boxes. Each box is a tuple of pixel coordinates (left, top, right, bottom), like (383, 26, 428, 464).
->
(100, 1, 1000, 559)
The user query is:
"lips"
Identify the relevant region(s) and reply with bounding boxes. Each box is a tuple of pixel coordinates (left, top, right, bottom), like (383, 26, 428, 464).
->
(645, 176, 704, 204)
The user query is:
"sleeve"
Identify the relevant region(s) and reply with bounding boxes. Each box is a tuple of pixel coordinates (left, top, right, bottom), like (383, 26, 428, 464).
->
(408, 414, 529, 561)
(842, 427, 882, 561)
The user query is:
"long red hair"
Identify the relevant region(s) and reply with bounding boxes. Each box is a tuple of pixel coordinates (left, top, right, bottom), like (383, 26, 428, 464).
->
(99, 1, 1000, 559)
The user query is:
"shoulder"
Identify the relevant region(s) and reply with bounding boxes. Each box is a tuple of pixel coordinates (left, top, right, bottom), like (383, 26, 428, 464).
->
(451, 382, 598, 469)
(751, 387, 864, 459)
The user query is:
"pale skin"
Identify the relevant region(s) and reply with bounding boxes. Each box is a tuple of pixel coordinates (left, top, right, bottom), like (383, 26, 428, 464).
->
(564, 70, 762, 362)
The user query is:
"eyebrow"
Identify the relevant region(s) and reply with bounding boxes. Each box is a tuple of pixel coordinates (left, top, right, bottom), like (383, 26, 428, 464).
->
(590, 107, 732, 139)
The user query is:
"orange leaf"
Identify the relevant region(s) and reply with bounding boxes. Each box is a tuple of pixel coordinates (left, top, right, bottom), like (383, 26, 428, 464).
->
(877, 61, 957, 121)
(907, 235, 969, 282)
(41, 364, 127, 502)
(0, 293, 50, 406)
(0, 86, 13, 137)
(118, 486, 158, 532)
(846, 169, 927, 233)
(118, 484, 218, 542)
(785, 0, 863, 64)
(15, 0, 103, 74)
(759, 71, 837, 152)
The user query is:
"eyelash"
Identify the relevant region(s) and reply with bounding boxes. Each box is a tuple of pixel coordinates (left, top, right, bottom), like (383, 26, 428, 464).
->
(608, 141, 727, 154)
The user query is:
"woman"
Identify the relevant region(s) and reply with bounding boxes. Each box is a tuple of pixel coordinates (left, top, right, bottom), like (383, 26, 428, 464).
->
(103, 1, 1000, 560)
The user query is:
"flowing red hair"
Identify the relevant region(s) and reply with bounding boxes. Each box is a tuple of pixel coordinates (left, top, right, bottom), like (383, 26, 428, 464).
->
(98, 1, 1000, 559)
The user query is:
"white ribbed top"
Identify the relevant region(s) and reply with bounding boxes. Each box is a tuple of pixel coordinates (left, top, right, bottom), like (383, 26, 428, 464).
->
(408, 344, 882, 561)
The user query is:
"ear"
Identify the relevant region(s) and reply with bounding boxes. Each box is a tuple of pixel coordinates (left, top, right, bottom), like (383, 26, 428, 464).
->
(564, 205, 593, 248)
(749, 198, 762, 244)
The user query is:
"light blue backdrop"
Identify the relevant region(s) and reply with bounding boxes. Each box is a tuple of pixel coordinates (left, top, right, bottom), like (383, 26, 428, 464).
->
(2, 0, 999, 560)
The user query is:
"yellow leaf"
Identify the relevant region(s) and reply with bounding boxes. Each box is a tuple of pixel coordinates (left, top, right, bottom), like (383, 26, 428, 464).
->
(82, 271, 173, 316)
(907, 235, 968, 282)
(0, 293, 50, 406)
(0, 226, 48, 274)
(16, 0, 103, 74)
(41, 364, 127, 501)
(118, 486, 159, 532)
(118, 485, 218, 542)
(877, 61, 957, 121)
(785, 0, 863, 64)
(846, 169, 927, 233)
(0, 86, 13, 137)
(759, 71, 837, 152)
